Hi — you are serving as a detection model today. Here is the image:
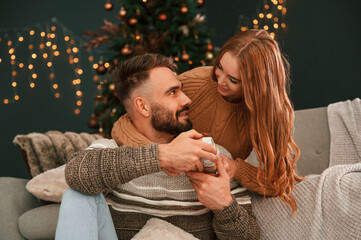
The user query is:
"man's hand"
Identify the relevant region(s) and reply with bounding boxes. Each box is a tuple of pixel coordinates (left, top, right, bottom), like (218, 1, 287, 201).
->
(185, 157, 233, 210)
(158, 130, 217, 174)
(221, 154, 239, 179)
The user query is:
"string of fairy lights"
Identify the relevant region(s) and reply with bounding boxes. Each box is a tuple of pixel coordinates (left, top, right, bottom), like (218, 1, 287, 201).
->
(0, 18, 92, 115)
(240, 0, 287, 39)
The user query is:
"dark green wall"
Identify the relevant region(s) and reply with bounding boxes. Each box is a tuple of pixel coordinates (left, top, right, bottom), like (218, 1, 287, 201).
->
(1, 0, 360, 178)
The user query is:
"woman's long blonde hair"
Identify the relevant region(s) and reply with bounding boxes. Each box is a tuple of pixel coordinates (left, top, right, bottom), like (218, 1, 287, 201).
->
(213, 29, 302, 212)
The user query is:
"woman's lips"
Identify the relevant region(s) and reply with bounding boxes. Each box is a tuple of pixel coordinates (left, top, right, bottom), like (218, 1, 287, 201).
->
(218, 85, 229, 92)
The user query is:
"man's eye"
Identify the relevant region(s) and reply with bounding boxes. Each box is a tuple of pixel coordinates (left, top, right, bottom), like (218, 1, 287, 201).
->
(170, 91, 175, 95)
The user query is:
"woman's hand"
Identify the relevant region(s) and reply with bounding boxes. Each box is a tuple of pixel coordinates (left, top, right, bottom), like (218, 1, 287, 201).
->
(185, 157, 233, 210)
(221, 154, 239, 179)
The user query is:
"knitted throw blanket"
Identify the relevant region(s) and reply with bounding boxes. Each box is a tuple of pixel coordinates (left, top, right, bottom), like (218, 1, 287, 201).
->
(251, 98, 361, 240)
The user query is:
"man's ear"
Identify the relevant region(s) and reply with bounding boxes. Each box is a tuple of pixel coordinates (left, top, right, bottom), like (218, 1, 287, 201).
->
(133, 97, 150, 117)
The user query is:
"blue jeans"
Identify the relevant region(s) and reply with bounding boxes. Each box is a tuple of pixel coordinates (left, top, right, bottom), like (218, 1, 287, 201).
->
(55, 188, 117, 240)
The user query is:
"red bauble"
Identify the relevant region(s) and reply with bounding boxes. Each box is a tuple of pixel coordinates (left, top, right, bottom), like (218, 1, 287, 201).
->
(96, 64, 107, 75)
(207, 44, 213, 51)
(180, 6, 189, 13)
(104, 2, 113, 11)
(129, 18, 138, 25)
(121, 45, 132, 55)
(197, 0, 204, 7)
(88, 116, 99, 128)
(158, 13, 167, 21)
(181, 52, 190, 61)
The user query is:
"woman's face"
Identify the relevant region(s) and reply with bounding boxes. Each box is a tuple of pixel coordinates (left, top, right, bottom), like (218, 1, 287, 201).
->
(215, 52, 243, 102)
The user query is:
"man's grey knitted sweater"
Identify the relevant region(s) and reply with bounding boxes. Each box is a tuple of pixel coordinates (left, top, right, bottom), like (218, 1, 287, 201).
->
(65, 115, 260, 239)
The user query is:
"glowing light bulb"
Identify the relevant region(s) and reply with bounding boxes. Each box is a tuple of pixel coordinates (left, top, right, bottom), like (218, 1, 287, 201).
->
(263, 25, 269, 30)
(28, 64, 33, 70)
(72, 47, 79, 53)
(18, 37, 24, 42)
(259, 13, 264, 18)
(32, 53, 37, 59)
(73, 58, 79, 63)
(253, 19, 258, 24)
(30, 83, 35, 88)
(93, 76, 99, 81)
(43, 53, 48, 59)
(104, 62, 110, 68)
(254, 25, 259, 29)
(40, 32, 46, 37)
(274, 17, 279, 22)
(55, 93, 60, 98)
(270, 32, 275, 39)
(12, 71, 17, 77)
(19, 63, 24, 68)
(74, 109, 80, 115)
(88, 56, 94, 62)
(281, 23, 286, 28)
(0, 58, 2, 63)
(49, 73, 55, 79)
(66, 48, 71, 54)
(174, 57, 179, 61)
(54, 51, 60, 56)
(77, 69, 83, 75)
(274, 23, 279, 29)
(241, 26, 248, 31)
(53, 84, 58, 89)
(51, 26, 56, 31)
(14, 95, 19, 100)
(264, 4, 269, 9)
(4, 99, 9, 104)
(32, 73, 37, 79)
(50, 33, 55, 39)
(266, 13, 272, 19)
(47, 62, 53, 67)
(76, 90, 83, 97)
(29, 44, 34, 50)
(277, 5, 283, 10)
(30, 30, 35, 35)
(11, 55, 16, 60)
(64, 36, 70, 41)
(52, 45, 57, 50)
(136, 35, 141, 40)
(46, 41, 51, 47)
(8, 40, 12, 46)
(12, 82, 17, 87)
(9, 48, 14, 54)
(188, 60, 193, 65)
(39, 43, 45, 49)
(93, 63, 99, 69)
(76, 100, 82, 106)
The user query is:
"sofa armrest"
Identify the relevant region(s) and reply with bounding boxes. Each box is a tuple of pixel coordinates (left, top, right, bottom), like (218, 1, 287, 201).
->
(0, 177, 40, 240)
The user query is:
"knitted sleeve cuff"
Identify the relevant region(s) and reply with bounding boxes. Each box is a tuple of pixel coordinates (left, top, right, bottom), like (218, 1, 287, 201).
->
(212, 198, 243, 222)
(139, 144, 162, 174)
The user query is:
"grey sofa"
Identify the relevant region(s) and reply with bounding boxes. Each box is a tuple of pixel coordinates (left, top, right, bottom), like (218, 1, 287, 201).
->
(0, 107, 330, 240)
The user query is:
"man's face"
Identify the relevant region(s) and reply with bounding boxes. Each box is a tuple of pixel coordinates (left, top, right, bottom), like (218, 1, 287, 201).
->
(148, 67, 192, 136)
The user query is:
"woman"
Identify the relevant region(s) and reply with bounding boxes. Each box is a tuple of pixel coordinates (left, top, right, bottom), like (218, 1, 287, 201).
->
(176, 29, 302, 211)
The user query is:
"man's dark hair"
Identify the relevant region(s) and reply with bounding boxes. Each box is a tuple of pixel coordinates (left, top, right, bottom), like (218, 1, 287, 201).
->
(114, 53, 177, 103)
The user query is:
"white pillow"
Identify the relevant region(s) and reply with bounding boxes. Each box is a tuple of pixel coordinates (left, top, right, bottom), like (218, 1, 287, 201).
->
(132, 218, 198, 240)
(26, 164, 68, 202)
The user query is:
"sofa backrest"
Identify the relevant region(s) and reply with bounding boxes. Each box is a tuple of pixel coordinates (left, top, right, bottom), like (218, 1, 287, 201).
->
(294, 107, 330, 176)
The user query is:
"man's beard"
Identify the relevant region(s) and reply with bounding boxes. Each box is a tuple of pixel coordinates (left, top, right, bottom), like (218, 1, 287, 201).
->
(151, 103, 192, 136)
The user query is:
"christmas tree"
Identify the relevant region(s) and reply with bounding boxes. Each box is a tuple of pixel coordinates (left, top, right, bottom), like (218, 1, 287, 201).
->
(84, 0, 215, 137)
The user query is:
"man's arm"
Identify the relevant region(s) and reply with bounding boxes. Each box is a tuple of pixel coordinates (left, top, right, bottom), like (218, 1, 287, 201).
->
(66, 130, 218, 195)
(65, 139, 161, 195)
(186, 158, 260, 240)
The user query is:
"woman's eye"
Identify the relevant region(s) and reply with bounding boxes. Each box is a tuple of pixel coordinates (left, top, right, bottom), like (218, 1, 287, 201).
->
(217, 63, 223, 70)
(230, 78, 238, 84)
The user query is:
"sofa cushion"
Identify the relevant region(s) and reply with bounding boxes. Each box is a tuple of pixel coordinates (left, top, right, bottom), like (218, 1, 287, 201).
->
(13, 131, 102, 178)
(26, 164, 68, 203)
(18, 204, 60, 240)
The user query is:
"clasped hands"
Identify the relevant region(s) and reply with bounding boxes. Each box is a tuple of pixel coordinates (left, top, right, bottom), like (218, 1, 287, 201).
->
(158, 129, 239, 210)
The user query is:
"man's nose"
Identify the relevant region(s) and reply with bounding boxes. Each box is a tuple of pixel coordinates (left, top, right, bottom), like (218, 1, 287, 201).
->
(180, 92, 192, 106)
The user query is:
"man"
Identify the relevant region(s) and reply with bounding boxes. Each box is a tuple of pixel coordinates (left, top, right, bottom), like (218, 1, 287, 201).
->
(56, 54, 259, 240)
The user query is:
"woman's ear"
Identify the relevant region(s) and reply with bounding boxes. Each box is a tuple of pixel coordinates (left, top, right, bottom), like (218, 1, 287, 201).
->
(134, 97, 150, 117)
